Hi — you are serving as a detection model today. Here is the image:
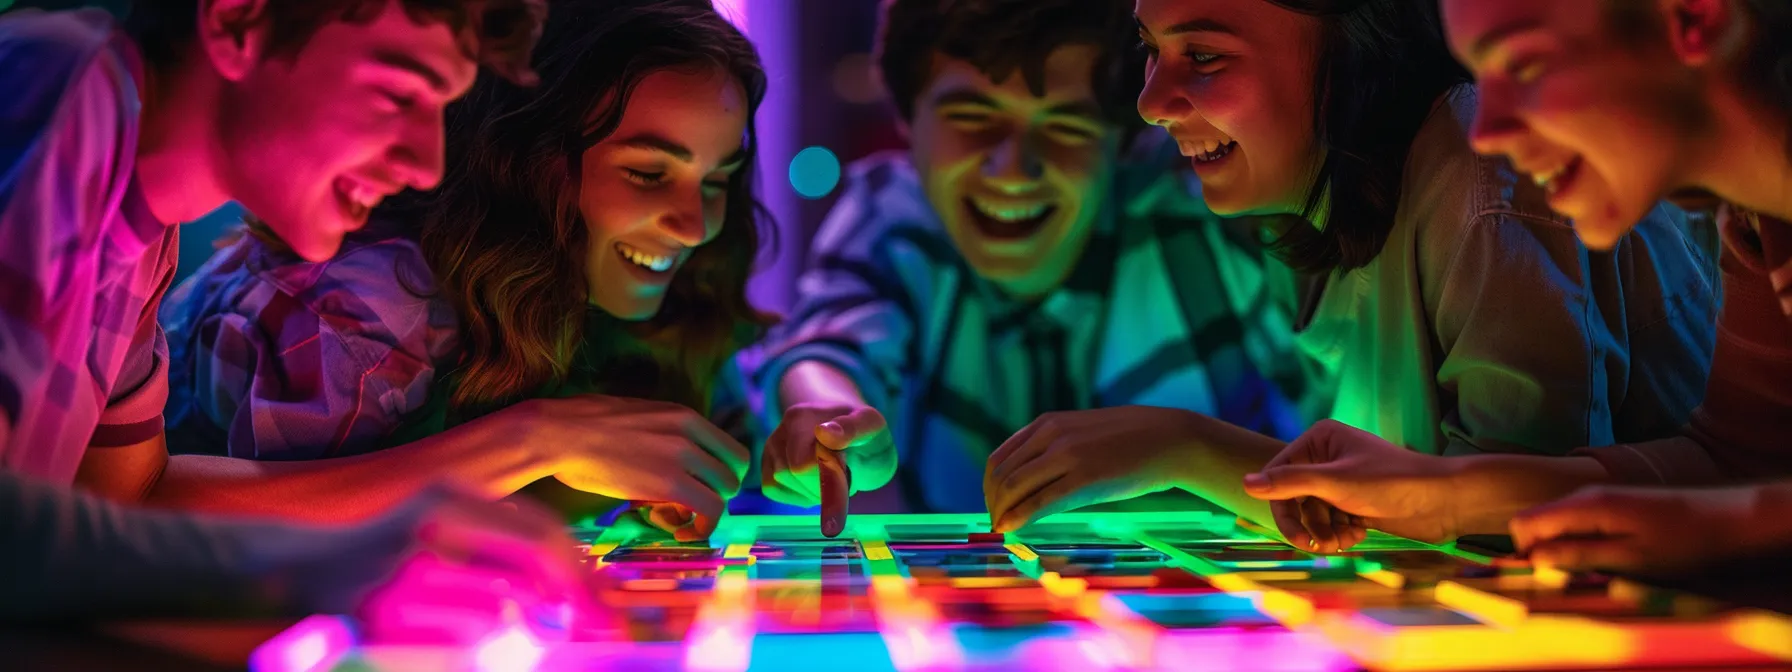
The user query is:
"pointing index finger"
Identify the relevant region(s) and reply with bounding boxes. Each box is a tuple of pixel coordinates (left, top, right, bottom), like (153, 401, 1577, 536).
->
(817, 438, 851, 537)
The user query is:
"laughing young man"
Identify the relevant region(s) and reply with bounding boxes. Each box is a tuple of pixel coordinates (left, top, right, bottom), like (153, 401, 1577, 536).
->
(0, 0, 588, 626)
(746, 0, 1330, 514)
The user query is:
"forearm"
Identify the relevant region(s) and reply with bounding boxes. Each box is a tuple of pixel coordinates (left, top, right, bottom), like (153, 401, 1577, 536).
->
(1169, 411, 1287, 529)
(0, 472, 321, 622)
(1444, 455, 1612, 535)
(778, 360, 870, 409)
(145, 406, 555, 523)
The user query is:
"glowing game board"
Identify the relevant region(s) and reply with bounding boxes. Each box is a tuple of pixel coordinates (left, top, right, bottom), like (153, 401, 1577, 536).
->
(252, 511, 1792, 672)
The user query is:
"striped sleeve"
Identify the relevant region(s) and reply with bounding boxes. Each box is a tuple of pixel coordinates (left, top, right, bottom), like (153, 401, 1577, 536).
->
(746, 157, 932, 441)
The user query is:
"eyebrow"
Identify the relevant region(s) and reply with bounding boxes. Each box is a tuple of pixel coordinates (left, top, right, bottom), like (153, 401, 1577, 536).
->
(934, 88, 1103, 121)
(615, 133, 695, 162)
(370, 50, 452, 95)
(617, 132, 750, 171)
(1469, 20, 1546, 61)
(932, 88, 1001, 110)
(1137, 17, 1239, 38)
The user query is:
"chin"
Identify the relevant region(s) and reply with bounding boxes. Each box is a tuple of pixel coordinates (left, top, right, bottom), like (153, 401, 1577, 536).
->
(1570, 219, 1631, 251)
(270, 223, 346, 263)
(1196, 190, 1255, 217)
(591, 297, 663, 322)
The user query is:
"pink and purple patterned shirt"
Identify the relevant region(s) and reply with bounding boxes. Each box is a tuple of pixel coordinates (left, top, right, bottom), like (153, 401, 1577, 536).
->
(0, 8, 177, 485)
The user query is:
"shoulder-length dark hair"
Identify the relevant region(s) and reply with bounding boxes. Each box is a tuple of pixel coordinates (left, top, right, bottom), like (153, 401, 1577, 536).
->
(1262, 0, 1471, 274)
(418, 0, 773, 417)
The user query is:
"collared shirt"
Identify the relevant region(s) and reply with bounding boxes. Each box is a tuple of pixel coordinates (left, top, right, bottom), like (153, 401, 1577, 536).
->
(161, 224, 459, 459)
(161, 222, 753, 460)
(0, 9, 177, 483)
(1299, 85, 1717, 457)
(1577, 211, 1792, 484)
(742, 143, 1331, 513)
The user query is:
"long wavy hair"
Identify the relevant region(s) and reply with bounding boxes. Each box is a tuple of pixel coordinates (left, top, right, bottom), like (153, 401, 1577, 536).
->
(1258, 0, 1471, 274)
(415, 0, 773, 418)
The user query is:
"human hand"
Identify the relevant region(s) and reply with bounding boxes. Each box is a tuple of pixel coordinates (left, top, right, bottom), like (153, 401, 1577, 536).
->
(984, 407, 1205, 533)
(284, 484, 593, 644)
(512, 395, 750, 541)
(1510, 485, 1773, 576)
(761, 402, 896, 511)
(1241, 420, 1462, 552)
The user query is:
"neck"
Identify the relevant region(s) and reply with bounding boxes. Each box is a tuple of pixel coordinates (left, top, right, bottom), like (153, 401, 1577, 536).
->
(1694, 83, 1792, 221)
(134, 54, 231, 225)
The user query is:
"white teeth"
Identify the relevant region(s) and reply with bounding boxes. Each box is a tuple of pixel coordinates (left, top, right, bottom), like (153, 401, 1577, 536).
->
(1531, 161, 1570, 193)
(615, 242, 673, 272)
(1193, 140, 1237, 163)
(969, 196, 1051, 223)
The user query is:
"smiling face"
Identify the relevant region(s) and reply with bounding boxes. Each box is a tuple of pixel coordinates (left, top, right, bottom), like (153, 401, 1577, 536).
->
(579, 67, 749, 321)
(1442, 0, 1710, 249)
(905, 44, 1120, 301)
(212, 0, 478, 262)
(1135, 0, 1325, 217)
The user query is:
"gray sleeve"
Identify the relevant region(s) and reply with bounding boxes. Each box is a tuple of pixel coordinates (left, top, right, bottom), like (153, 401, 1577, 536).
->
(0, 472, 319, 622)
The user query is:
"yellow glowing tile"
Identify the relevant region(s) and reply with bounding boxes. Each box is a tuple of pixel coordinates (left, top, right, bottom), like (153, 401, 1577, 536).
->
(864, 541, 893, 562)
(1236, 570, 1310, 582)
(1532, 564, 1570, 589)
(586, 542, 619, 559)
(1257, 588, 1316, 627)
(1004, 543, 1038, 562)
(949, 577, 1033, 589)
(1434, 580, 1528, 628)
(723, 543, 753, 559)
(1207, 573, 1262, 593)
(1729, 610, 1792, 659)
(1038, 572, 1088, 598)
(1359, 569, 1405, 589)
(619, 578, 679, 591)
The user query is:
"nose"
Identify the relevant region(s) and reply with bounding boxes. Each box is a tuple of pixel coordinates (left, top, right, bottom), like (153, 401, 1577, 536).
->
(1467, 80, 1525, 158)
(982, 134, 1044, 193)
(655, 184, 715, 248)
(1137, 60, 1194, 128)
(392, 109, 448, 191)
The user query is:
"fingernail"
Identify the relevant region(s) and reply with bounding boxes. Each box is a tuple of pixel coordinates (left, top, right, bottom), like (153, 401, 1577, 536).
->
(821, 513, 844, 538)
(820, 421, 844, 437)
(1242, 473, 1269, 490)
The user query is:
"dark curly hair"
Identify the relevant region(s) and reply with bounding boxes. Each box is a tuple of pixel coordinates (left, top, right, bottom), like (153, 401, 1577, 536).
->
(875, 0, 1148, 136)
(1258, 0, 1472, 274)
(125, 0, 545, 85)
(416, 0, 773, 417)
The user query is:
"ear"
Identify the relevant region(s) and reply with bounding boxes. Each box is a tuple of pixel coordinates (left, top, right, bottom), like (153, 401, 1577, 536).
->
(196, 0, 271, 81)
(1660, 0, 1734, 66)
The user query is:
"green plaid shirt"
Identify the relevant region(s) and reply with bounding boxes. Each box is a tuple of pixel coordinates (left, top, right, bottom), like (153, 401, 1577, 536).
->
(743, 143, 1333, 512)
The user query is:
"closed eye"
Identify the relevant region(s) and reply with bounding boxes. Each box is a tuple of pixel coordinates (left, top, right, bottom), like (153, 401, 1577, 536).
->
(624, 168, 667, 186)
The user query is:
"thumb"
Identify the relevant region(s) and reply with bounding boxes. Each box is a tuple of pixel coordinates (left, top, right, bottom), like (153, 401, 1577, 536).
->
(815, 406, 886, 451)
(1242, 464, 1343, 502)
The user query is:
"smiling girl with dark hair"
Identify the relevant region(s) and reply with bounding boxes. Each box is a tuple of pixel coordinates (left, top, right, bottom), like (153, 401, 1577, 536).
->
(159, 0, 783, 540)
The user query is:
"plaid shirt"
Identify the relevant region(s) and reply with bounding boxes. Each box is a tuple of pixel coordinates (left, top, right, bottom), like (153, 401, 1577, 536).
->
(160, 225, 459, 460)
(0, 10, 178, 484)
(743, 146, 1332, 513)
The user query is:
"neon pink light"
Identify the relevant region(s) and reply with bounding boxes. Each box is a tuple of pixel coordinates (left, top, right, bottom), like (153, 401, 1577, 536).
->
(249, 616, 353, 672)
(473, 625, 544, 672)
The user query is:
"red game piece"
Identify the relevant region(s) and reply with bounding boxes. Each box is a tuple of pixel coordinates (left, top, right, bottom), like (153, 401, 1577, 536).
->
(969, 532, 1006, 544)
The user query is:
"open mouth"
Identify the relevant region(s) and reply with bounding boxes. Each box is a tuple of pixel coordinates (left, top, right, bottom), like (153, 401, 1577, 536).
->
(1531, 156, 1583, 197)
(615, 241, 674, 273)
(1192, 140, 1238, 164)
(963, 196, 1057, 240)
(333, 177, 385, 226)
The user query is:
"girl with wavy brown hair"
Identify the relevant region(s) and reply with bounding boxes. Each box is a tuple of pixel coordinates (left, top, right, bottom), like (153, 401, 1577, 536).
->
(159, 0, 779, 541)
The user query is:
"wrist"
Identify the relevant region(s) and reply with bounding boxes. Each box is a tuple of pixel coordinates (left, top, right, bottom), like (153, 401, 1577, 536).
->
(1447, 455, 1609, 537)
(454, 401, 565, 494)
